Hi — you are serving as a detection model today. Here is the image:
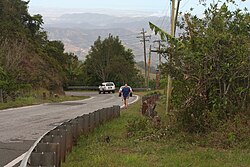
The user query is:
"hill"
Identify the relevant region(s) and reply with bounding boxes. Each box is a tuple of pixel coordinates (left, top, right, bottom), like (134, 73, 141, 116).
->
(43, 13, 170, 67)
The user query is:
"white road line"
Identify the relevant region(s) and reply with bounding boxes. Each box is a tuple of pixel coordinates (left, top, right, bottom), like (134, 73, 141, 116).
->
(61, 96, 95, 103)
(129, 95, 140, 105)
(0, 104, 45, 112)
(3, 152, 27, 167)
(121, 95, 140, 109)
(0, 97, 95, 113)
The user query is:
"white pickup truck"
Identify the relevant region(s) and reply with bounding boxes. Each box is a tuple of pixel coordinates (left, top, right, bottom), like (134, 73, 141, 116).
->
(98, 82, 116, 94)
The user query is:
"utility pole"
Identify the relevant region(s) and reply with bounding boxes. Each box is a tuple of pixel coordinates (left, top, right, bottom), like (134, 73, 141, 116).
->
(166, 0, 177, 114)
(153, 40, 162, 67)
(151, 40, 162, 89)
(137, 28, 150, 87)
(147, 45, 152, 89)
(174, 0, 181, 35)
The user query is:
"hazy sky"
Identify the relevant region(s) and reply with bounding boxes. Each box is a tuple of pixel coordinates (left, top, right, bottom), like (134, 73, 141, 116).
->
(28, 0, 168, 11)
(27, 0, 250, 17)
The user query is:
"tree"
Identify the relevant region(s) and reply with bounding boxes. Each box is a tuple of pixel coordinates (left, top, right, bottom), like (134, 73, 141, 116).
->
(84, 35, 141, 87)
(64, 53, 85, 86)
(150, 1, 250, 133)
(0, 0, 83, 95)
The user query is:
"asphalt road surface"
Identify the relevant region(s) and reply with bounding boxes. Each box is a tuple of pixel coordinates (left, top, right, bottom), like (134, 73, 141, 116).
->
(0, 91, 138, 167)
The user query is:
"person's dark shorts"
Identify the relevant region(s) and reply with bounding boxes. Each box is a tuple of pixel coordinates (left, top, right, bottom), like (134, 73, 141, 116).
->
(123, 96, 129, 100)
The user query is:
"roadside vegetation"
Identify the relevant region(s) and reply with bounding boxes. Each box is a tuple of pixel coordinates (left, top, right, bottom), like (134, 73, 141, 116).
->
(62, 92, 250, 167)
(0, 89, 88, 110)
(62, 3, 250, 165)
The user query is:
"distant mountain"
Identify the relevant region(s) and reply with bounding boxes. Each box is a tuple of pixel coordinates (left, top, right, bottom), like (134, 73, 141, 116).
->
(45, 13, 167, 31)
(44, 13, 170, 66)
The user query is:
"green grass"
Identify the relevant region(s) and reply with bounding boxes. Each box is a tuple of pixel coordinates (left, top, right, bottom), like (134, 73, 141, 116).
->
(62, 95, 250, 167)
(0, 95, 88, 110)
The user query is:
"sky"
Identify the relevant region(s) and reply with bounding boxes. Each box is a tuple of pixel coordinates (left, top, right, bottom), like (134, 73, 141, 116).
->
(28, 0, 168, 11)
(27, 0, 250, 17)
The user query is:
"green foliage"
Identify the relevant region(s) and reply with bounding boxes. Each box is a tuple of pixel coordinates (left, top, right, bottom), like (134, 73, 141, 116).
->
(126, 117, 155, 138)
(151, 1, 250, 133)
(65, 53, 85, 86)
(63, 97, 250, 167)
(149, 22, 182, 47)
(84, 35, 143, 87)
(0, 0, 84, 95)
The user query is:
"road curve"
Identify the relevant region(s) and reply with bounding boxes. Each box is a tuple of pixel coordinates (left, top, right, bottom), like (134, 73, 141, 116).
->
(0, 92, 139, 167)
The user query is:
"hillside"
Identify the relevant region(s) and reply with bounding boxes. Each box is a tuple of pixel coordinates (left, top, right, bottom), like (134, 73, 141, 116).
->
(43, 13, 170, 67)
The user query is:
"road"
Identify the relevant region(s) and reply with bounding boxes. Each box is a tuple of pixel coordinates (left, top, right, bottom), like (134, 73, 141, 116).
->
(0, 92, 138, 167)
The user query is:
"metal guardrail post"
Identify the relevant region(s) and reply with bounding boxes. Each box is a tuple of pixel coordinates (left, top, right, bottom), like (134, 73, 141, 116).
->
(67, 120, 77, 146)
(82, 114, 90, 134)
(58, 123, 73, 154)
(76, 116, 84, 135)
(105, 108, 110, 121)
(114, 105, 120, 117)
(99, 108, 104, 124)
(89, 112, 95, 132)
(30, 152, 56, 166)
(70, 118, 82, 140)
(110, 107, 115, 119)
(48, 128, 67, 162)
(107, 107, 112, 121)
(94, 110, 100, 127)
(103, 108, 107, 123)
(40, 135, 65, 166)
(35, 142, 60, 167)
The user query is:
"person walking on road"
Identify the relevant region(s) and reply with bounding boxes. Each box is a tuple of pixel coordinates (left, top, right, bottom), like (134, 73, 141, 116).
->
(120, 83, 132, 109)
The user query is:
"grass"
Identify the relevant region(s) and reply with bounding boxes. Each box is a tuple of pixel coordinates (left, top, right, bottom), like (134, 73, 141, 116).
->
(62, 93, 250, 167)
(0, 95, 88, 110)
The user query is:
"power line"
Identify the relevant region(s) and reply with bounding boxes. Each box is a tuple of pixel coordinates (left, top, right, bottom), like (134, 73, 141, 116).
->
(180, 0, 190, 11)
(157, 2, 170, 27)
(118, 33, 138, 38)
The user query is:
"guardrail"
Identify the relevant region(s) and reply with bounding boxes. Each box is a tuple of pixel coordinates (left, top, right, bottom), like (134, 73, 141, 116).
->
(20, 105, 120, 167)
(66, 86, 148, 92)
(67, 86, 99, 90)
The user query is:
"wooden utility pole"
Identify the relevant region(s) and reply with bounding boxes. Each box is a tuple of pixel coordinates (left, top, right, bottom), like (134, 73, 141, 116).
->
(137, 28, 150, 87)
(151, 40, 162, 89)
(153, 40, 162, 66)
(174, 0, 181, 35)
(166, 0, 176, 114)
(147, 45, 152, 89)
